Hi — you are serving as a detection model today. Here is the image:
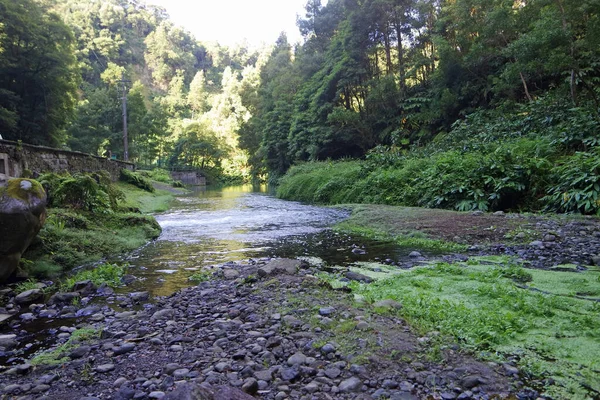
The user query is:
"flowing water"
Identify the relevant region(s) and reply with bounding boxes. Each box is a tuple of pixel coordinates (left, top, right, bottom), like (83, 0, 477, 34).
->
(122, 185, 405, 296)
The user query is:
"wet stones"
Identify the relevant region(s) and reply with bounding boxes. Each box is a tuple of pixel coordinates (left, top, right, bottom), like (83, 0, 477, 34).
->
(257, 258, 302, 277)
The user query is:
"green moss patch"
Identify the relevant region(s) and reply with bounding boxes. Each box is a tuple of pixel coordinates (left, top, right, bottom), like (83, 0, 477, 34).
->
(0, 178, 46, 203)
(320, 258, 600, 399)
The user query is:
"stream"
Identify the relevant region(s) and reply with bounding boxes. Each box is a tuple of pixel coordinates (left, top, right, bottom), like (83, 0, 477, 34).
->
(121, 185, 406, 296)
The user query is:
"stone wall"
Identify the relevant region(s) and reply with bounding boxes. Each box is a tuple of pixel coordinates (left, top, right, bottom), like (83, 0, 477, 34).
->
(0, 140, 134, 186)
(170, 171, 206, 186)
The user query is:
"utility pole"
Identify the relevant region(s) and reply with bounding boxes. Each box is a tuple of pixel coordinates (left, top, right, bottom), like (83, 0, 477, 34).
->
(118, 73, 131, 161)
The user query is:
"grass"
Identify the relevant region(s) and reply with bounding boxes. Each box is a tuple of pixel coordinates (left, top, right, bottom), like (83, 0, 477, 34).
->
(31, 327, 101, 366)
(23, 208, 160, 278)
(60, 263, 126, 291)
(116, 182, 174, 213)
(318, 257, 600, 399)
(188, 269, 213, 283)
(333, 205, 468, 253)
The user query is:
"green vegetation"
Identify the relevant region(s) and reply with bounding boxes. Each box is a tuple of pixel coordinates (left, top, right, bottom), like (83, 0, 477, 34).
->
(318, 258, 600, 399)
(31, 327, 101, 366)
(188, 270, 213, 283)
(331, 204, 470, 251)
(277, 100, 600, 214)
(119, 169, 155, 193)
(22, 172, 163, 279)
(117, 182, 175, 214)
(60, 263, 126, 291)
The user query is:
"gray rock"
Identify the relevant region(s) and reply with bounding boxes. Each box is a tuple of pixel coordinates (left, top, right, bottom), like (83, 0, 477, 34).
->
(321, 343, 336, 354)
(0, 179, 47, 282)
(222, 269, 240, 279)
(15, 288, 43, 304)
(461, 375, 481, 389)
(0, 333, 17, 349)
(129, 291, 149, 302)
(69, 345, 91, 359)
(345, 271, 373, 283)
(287, 352, 307, 366)
(319, 307, 335, 316)
(280, 367, 301, 382)
(164, 382, 256, 400)
(241, 378, 258, 395)
(529, 240, 544, 248)
(30, 384, 50, 393)
(151, 309, 175, 320)
(95, 363, 115, 373)
(258, 258, 302, 277)
(408, 251, 422, 258)
(338, 377, 362, 393)
(253, 370, 272, 382)
(173, 368, 190, 379)
(163, 363, 182, 375)
(503, 363, 519, 375)
(113, 343, 136, 355)
(441, 392, 457, 400)
(72, 280, 97, 295)
(324, 367, 341, 379)
(148, 392, 165, 399)
(48, 292, 80, 305)
(391, 393, 419, 400)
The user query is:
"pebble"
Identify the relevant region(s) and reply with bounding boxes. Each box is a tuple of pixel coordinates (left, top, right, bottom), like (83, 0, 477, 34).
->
(338, 377, 362, 393)
(95, 364, 115, 373)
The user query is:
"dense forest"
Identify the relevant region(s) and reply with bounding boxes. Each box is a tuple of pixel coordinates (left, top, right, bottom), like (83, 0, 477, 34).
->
(0, 0, 264, 180)
(1, 0, 599, 210)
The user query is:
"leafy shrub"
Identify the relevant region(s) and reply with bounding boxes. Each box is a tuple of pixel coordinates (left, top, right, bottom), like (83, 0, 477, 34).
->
(60, 263, 126, 291)
(53, 174, 112, 212)
(544, 149, 600, 214)
(120, 169, 155, 192)
(39, 172, 122, 212)
(138, 168, 172, 183)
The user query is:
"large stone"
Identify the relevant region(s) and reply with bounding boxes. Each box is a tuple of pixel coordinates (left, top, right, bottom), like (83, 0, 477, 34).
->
(164, 382, 255, 400)
(14, 288, 43, 304)
(0, 179, 47, 282)
(0, 334, 17, 349)
(257, 258, 302, 277)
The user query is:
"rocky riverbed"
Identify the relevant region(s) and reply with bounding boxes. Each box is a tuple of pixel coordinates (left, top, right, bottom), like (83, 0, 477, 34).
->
(0, 257, 529, 400)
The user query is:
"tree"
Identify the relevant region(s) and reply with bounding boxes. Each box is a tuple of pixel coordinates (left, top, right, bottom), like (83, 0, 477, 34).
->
(0, 0, 79, 145)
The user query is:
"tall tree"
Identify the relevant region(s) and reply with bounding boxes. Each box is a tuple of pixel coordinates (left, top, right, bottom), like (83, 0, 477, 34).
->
(0, 0, 79, 145)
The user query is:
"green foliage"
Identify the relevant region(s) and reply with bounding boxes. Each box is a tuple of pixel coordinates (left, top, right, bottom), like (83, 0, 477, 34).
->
(138, 168, 172, 183)
(544, 149, 600, 214)
(60, 263, 126, 291)
(0, 0, 79, 145)
(119, 169, 155, 193)
(39, 172, 123, 213)
(31, 327, 100, 366)
(188, 270, 213, 283)
(14, 279, 48, 294)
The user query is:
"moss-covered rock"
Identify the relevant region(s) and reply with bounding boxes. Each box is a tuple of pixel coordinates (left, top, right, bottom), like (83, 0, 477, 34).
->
(0, 179, 47, 282)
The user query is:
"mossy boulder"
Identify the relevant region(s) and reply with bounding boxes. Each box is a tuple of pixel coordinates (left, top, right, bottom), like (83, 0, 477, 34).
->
(0, 179, 47, 282)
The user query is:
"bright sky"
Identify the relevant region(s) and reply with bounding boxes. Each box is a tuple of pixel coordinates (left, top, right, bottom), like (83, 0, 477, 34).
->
(144, 0, 312, 47)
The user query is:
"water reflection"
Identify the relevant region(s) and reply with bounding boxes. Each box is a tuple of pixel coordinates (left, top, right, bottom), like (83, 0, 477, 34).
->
(123, 185, 350, 295)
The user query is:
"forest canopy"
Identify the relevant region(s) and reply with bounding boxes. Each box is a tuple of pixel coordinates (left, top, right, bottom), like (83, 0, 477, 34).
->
(0, 0, 598, 186)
